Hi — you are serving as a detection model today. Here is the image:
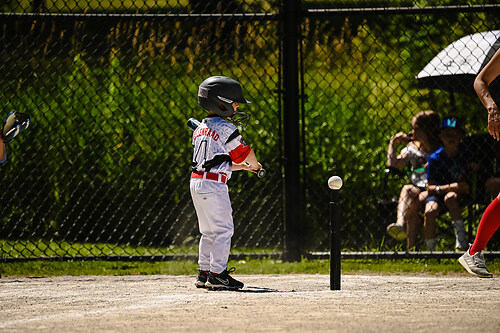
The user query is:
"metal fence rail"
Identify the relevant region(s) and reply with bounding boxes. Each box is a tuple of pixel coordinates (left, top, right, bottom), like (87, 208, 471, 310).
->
(1, 0, 500, 261)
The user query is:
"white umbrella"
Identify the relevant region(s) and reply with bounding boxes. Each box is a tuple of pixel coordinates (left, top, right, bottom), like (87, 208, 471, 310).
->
(417, 30, 500, 95)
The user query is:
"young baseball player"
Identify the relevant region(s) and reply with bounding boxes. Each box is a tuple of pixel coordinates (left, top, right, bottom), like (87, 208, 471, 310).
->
(458, 48, 500, 278)
(191, 76, 262, 290)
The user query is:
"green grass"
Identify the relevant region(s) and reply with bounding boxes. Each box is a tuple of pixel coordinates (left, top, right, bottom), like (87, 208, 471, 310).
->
(1, 258, 498, 277)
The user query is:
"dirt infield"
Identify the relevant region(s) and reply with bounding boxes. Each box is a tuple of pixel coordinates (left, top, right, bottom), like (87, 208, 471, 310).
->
(0, 274, 499, 332)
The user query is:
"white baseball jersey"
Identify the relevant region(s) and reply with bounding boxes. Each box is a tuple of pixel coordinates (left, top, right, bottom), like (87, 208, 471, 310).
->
(190, 115, 251, 274)
(191, 115, 250, 177)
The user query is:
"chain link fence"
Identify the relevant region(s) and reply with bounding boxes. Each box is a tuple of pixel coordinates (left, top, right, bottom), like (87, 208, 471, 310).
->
(300, 3, 500, 256)
(1, 1, 500, 261)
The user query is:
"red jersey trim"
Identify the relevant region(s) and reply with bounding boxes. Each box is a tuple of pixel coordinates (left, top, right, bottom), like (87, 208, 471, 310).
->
(229, 145, 251, 164)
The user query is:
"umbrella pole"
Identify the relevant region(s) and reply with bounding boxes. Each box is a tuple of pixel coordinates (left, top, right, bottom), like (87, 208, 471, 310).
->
(450, 91, 457, 113)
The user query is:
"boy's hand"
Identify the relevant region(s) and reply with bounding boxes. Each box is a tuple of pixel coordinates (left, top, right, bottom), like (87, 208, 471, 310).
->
(390, 132, 411, 144)
(236, 162, 266, 178)
(250, 162, 266, 178)
(249, 162, 263, 174)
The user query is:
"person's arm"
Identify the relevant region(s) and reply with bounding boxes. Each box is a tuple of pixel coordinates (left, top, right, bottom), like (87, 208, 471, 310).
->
(0, 137, 5, 164)
(428, 182, 469, 195)
(241, 148, 260, 170)
(474, 49, 500, 140)
(232, 148, 262, 172)
(426, 154, 469, 195)
(387, 132, 411, 168)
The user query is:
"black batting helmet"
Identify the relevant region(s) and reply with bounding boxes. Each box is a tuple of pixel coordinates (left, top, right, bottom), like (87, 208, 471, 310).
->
(198, 76, 251, 118)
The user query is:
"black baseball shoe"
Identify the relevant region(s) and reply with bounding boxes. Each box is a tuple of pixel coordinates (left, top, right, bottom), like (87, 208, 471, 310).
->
(205, 267, 244, 290)
(195, 269, 209, 288)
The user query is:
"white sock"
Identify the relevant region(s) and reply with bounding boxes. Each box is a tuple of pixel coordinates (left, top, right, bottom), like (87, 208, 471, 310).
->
(453, 219, 466, 248)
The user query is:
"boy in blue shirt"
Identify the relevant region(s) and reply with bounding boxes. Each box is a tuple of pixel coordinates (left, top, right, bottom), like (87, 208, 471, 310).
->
(424, 116, 470, 251)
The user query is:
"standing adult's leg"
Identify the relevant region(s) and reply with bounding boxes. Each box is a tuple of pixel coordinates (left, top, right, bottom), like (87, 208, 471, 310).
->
(470, 194, 500, 254)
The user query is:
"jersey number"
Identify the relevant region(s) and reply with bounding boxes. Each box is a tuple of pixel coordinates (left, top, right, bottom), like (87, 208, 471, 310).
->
(193, 139, 208, 168)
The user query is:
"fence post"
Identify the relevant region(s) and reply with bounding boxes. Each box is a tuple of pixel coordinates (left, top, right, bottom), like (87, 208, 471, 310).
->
(281, 0, 303, 262)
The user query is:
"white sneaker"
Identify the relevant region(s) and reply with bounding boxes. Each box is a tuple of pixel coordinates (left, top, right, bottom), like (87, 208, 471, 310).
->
(458, 245, 493, 278)
(386, 223, 407, 241)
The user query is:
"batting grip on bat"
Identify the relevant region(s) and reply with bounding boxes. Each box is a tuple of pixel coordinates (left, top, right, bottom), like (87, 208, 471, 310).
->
(187, 118, 266, 178)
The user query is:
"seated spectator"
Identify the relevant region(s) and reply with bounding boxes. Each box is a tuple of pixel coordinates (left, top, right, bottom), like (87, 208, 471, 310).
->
(424, 116, 470, 251)
(386, 110, 441, 249)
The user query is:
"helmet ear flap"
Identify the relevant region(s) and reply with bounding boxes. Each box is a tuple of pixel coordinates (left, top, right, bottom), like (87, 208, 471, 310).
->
(217, 102, 228, 112)
(217, 101, 238, 118)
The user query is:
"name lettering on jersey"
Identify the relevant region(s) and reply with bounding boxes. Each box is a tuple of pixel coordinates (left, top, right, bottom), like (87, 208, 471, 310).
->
(194, 127, 220, 141)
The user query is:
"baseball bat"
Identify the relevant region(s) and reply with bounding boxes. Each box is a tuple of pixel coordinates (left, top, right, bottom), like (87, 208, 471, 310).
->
(186, 117, 266, 178)
(187, 117, 201, 131)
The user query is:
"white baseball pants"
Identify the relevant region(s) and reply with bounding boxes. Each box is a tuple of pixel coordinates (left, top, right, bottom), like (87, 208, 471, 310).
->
(190, 178, 234, 274)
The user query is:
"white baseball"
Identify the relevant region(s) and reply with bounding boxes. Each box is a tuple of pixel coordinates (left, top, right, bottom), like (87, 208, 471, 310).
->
(328, 176, 343, 190)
